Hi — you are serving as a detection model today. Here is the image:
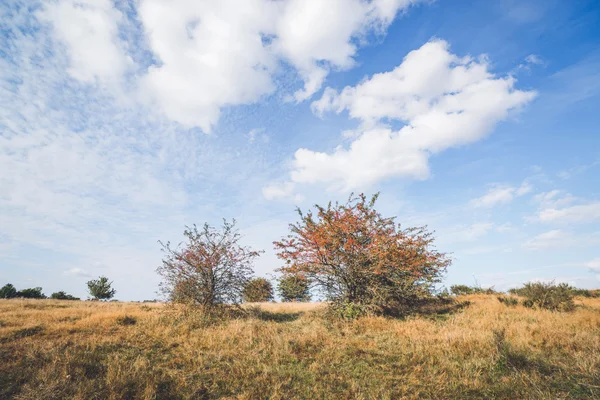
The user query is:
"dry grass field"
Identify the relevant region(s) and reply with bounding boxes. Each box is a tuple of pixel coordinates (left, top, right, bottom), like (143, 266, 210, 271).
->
(1, 295, 599, 399)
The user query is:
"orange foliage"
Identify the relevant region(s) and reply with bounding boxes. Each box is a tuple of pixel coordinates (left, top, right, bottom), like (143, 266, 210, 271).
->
(274, 193, 450, 310)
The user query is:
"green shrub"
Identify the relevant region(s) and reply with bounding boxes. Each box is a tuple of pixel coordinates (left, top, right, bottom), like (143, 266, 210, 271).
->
(450, 285, 496, 296)
(497, 296, 518, 307)
(327, 301, 369, 320)
(242, 278, 274, 302)
(512, 282, 574, 311)
(569, 288, 600, 298)
(50, 291, 80, 300)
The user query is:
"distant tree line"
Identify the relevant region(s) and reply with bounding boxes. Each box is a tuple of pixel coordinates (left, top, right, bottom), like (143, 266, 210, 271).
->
(0, 283, 79, 300)
(0, 275, 117, 301)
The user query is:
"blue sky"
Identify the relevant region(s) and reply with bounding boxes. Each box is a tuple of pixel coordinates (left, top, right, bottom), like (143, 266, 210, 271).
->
(1, 0, 599, 300)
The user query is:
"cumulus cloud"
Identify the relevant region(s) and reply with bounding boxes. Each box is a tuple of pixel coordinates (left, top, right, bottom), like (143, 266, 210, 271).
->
(38, 0, 132, 83)
(470, 182, 532, 208)
(276, 0, 418, 101)
(265, 39, 536, 194)
(40, 0, 421, 131)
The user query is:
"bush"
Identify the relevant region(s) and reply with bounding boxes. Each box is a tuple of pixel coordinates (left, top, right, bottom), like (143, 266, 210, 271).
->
(17, 287, 46, 299)
(569, 288, 600, 298)
(327, 301, 370, 320)
(450, 285, 496, 296)
(157, 220, 262, 311)
(242, 278, 274, 302)
(511, 282, 574, 311)
(0, 283, 18, 299)
(497, 296, 518, 307)
(278, 274, 311, 302)
(275, 193, 450, 317)
(50, 291, 80, 301)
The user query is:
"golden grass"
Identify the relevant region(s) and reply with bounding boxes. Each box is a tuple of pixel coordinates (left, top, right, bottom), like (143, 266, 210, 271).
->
(1, 295, 599, 399)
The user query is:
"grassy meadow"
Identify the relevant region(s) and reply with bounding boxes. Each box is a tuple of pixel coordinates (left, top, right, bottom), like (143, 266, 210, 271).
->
(1, 295, 600, 399)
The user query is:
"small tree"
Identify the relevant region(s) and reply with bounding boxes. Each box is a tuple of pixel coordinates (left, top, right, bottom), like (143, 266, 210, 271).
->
(51, 291, 80, 301)
(87, 276, 116, 301)
(17, 287, 46, 299)
(278, 274, 311, 302)
(157, 220, 262, 311)
(243, 278, 274, 302)
(274, 193, 450, 316)
(0, 283, 18, 299)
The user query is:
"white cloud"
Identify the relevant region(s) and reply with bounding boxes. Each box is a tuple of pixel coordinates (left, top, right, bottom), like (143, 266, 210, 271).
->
(525, 54, 543, 65)
(458, 222, 494, 241)
(267, 39, 536, 194)
(586, 259, 600, 272)
(136, 0, 279, 131)
(63, 268, 92, 278)
(262, 182, 303, 202)
(496, 223, 513, 232)
(276, 0, 418, 101)
(248, 128, 268, 143)
(470, 182, 532, 208)
(557, 160, 599, 180)
(537, 202, 600, 223)
(39, 0, 131, 83)
(532, 190, 576, 208)
(522, 230, 573, 251)
(40, 0, 421, 131)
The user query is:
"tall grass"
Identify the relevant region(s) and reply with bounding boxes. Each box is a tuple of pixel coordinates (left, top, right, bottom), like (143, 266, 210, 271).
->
(1, 295, 599, 399)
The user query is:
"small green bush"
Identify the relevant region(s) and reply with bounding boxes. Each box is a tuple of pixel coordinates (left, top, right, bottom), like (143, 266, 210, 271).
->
(450, 285, 496, 296)
(497, 296, 518, 307)
(512, 282, 574, 312)
(327, 301, 369, 320)
(50, 291, 80, 301)
(569, 288, 600, 298)
(242, 278, 274, 302)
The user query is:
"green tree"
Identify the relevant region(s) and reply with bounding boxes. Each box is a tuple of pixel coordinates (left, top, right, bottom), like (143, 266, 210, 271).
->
(17, 287, 46, 299)
(87, 276, 116, 301)
(243, 278, 274, 302)
(0, 283, 18, 299)
(278, 275, 311, 302)
(51, 291, 80, 301)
